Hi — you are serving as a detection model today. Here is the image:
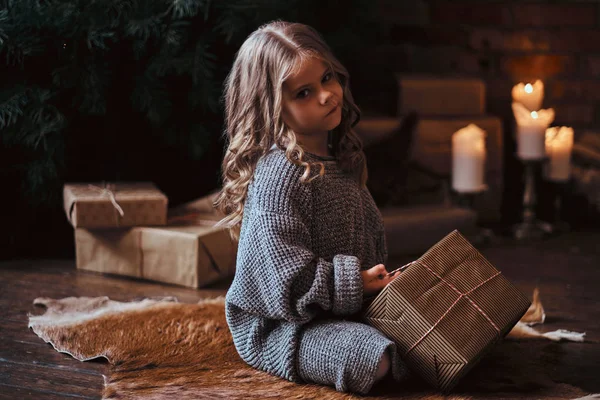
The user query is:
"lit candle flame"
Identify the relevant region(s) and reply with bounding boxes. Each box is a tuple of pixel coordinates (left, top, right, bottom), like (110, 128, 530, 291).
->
(530, 111, 539, 119)
(524, 83, 533, 94)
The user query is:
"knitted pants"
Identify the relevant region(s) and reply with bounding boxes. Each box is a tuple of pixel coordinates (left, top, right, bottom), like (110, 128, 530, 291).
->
(296, 319, 408, 394)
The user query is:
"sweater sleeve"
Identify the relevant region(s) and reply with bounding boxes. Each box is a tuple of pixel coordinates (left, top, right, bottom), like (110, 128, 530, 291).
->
(230, 207, 364, 324)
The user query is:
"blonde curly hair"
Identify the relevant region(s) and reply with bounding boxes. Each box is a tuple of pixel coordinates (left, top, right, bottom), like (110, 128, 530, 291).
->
(214, 20, 367, 240)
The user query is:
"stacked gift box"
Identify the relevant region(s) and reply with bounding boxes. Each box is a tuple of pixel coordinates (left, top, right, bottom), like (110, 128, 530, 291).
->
(63, 182, 237, 288)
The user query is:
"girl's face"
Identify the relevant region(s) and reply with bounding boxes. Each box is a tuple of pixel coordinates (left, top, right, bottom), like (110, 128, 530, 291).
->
(281, 57, 343, 140)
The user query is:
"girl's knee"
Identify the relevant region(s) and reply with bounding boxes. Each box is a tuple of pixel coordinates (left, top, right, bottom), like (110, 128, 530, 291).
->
(374, 351, 390, 382)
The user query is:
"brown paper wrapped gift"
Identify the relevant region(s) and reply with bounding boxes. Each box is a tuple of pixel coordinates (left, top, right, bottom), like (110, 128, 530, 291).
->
(363, 230, 531, 392)
(166, 191, 223, 226)
(75, 223, 237, 288)
(64, 182, 168, 229)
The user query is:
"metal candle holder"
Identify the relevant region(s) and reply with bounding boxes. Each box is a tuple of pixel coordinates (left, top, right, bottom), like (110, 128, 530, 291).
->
(550, 180, 570, 233)
(513, 158, 552, 240)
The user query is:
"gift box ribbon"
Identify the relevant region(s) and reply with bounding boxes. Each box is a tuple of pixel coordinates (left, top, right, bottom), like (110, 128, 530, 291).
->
(403, 261, 502, 357)
(87, 183, 125, 218)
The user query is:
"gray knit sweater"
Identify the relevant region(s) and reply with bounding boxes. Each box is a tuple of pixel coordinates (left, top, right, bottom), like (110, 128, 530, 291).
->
(225, 147, 408, 394)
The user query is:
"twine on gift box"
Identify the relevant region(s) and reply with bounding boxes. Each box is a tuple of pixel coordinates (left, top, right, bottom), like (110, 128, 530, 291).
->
(380, 261, 416, 279)
(88, 183, 125, 218)
(404, 261, 501, 357)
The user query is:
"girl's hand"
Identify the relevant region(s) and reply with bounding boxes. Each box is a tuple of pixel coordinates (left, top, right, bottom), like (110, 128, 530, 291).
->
(361, 264, 399, 296)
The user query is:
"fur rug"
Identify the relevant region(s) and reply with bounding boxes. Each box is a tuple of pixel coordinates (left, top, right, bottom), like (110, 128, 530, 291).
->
(28, 289, 589, 400)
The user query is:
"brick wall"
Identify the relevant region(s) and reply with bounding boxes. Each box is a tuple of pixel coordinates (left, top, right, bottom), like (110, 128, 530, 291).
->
(354, 0, 600, 132)
(348, 0, 600, 225)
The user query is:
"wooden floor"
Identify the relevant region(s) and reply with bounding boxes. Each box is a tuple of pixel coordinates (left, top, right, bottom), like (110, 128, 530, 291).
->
(1, 231, 599, 399)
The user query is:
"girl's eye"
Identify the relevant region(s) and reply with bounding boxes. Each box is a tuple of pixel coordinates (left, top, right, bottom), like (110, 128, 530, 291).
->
(296, 89, 309, 99)
(294, 72, 333, 99)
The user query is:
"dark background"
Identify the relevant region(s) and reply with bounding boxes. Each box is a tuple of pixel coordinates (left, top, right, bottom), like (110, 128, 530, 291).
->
(2, 0, 600, 260)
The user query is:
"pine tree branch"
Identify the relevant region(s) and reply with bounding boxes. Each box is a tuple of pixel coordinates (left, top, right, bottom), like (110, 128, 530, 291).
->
(0, 8, 8, 48)
(170, 0, 210, 20)
(0, 87, 27, 130)
(4, 88, 66, 150)
(158, 19, 189, 57)
(125, 1, 166, 42)
(87, 29, 116, 50)
(192, 41, 216, 82)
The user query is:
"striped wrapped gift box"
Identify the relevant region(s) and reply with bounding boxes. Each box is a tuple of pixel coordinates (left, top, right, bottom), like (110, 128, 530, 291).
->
(363, 230, 531, 392)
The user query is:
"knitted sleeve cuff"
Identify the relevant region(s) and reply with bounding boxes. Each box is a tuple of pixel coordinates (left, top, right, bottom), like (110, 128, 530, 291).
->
(332, 254, 363, 315)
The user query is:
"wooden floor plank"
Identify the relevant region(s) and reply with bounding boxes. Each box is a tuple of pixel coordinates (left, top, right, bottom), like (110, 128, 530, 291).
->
(1, 320, 107, 375)
(0, 363, 103, 398)
(0, 384, 99, 400)
(0, 264, 228, 322)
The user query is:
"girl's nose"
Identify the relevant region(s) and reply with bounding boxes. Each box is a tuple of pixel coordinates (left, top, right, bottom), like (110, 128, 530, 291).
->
(319, 90, 333, 105)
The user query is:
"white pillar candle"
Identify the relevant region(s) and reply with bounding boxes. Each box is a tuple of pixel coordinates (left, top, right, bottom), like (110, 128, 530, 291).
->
(512, 102, 555, 160)
(452, 124, 487, 193)
(545, 126, 574, 181)
(512, 80, 544, 111)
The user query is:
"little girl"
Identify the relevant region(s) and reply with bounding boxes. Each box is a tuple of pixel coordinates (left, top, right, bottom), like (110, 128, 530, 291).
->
(214, 20, 408, 394)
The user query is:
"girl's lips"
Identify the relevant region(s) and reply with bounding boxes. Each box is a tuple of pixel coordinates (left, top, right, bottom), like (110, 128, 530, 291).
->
(326, 104, 339, 117)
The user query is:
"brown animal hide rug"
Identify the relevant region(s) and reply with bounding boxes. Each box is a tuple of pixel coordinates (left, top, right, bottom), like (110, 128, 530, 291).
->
(28, 290, 589, 400)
